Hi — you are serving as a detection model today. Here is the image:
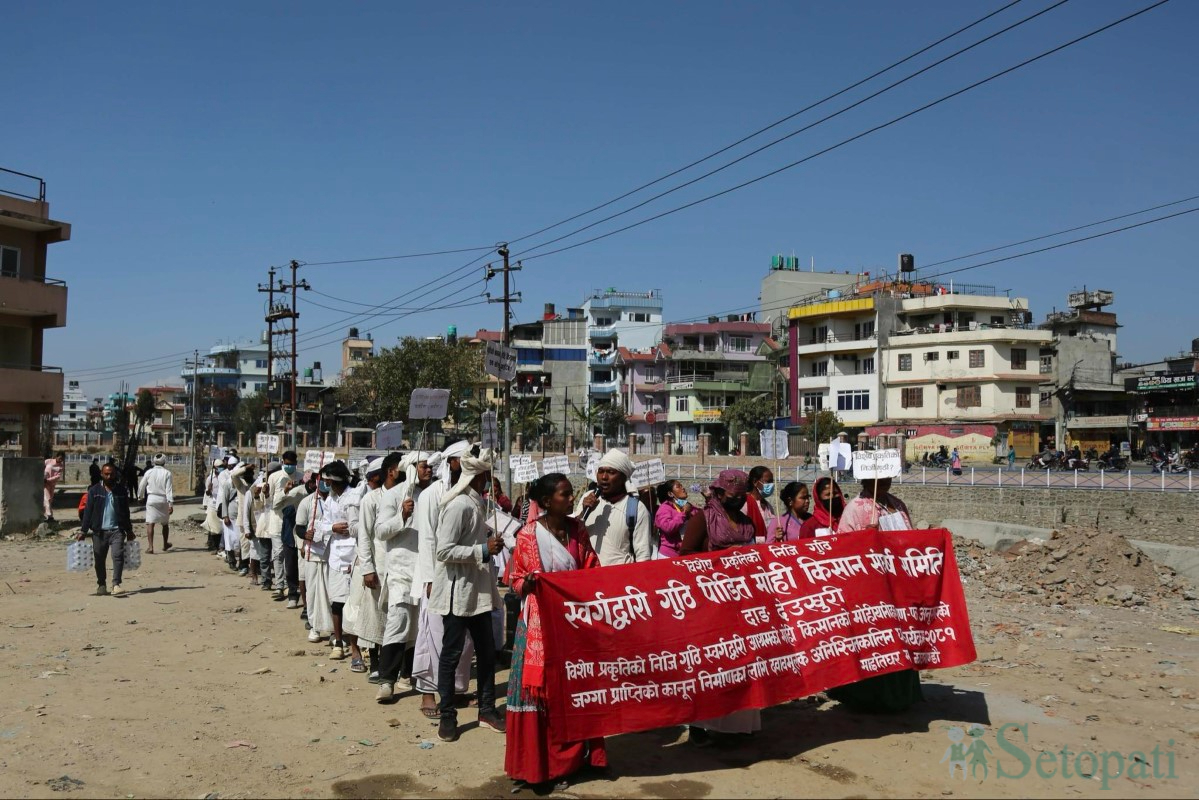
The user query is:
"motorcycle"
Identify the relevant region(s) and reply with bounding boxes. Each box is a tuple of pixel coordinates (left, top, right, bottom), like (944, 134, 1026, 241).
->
(1097, 452, 1128, 471)
(1026, 453, 1059, 471)
(1151, 451, 1187, 475)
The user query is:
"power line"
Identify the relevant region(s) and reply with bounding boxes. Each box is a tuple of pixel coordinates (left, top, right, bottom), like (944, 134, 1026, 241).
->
(506, 0, 1028, 247)
(514, 0, 1173, 265)
(512, 0, 1071, 260)
(299, 245, 495, 267)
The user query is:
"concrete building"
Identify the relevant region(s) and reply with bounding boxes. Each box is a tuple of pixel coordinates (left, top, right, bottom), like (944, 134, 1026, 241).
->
(1038, 290, 1130, 453)
(615, 343, 670, 443)
(759, 255, 867, 335)
(511, 306, 589, 439)
(0, 167, 71, 456)
(661, 319, 773, 453)
(582, 289, 663, 413)
(180, 336, 270, 439)
(340, 327, 374, 380)
(55, 379, 88, 431)
(1119, 337, 1199, 450)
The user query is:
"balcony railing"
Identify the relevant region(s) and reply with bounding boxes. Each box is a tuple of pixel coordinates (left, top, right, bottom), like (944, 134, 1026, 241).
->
(0, 167, 46, 203)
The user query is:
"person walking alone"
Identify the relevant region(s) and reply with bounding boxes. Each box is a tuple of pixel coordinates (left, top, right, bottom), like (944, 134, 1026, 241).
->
(137, 453, 174, 554)
(43, 452, 65, 523)
(77, 463, 135, 596)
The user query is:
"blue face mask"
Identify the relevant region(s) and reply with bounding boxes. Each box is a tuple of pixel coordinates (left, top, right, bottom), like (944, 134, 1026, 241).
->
(760, 482, 775, 498)
(318, 481, 329, 493)
(283, 464, 297, 476)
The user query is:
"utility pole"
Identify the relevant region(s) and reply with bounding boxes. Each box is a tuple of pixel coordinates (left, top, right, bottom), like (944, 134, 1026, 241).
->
(265, 262, 309, 450)
(187, 349, 200, 491)
(257, 267, 277, 430)
(487, 245, 521, 489)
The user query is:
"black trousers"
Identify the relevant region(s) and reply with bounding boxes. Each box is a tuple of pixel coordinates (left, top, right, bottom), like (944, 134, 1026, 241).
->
(437, 611, 496, 720)
(283, 540, 299, 597)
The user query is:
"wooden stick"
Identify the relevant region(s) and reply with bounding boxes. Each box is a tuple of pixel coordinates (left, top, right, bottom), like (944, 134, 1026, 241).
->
(872, 477, 880, 528)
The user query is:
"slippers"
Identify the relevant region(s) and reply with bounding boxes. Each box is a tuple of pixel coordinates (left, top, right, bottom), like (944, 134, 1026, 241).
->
(420, 706, 439, 719)
(350, 658, 366, 673)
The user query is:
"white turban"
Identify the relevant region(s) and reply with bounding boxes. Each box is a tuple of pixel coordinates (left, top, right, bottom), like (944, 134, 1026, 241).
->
(401, 450, 437, 486)
(440, 454, 494, 508)
(226, 455, 238, 467)
(365, 457, 385, 476)
(153, 454, 166, 466)
(213, 458, 224, 468)
(437, 440, 474, 487)
(598, 449, 635, 478)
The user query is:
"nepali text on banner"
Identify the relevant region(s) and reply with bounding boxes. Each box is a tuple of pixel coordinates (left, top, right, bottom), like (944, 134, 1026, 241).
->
(536, 529, 976, 743)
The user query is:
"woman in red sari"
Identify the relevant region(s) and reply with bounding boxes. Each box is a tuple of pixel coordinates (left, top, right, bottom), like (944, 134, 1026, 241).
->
(505, 472, 606, 789)
(798, 476, 845, 539)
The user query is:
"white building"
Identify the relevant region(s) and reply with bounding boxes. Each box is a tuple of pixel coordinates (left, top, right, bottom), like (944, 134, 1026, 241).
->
(582, 289, 663, 409)
(54, 379, 89, 430)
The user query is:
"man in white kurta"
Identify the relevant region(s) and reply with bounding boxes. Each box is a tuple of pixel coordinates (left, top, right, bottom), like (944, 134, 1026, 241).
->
(411, 441, 474, 720)
(372, 451, 432, 702)
(265, 451, 307, 598)
(228, 461, 256, 572)
(343, 458, 389, 675)
(576, 449, 653, 566)
(137, 454, 174, 554)
(296, 480, 333, 642)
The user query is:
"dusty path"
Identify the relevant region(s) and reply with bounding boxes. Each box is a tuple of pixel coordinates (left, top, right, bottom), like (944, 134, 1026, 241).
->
(0, 501, 1195, 798)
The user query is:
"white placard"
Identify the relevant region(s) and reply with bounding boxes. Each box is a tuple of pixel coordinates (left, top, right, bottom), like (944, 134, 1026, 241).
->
(408, 388, 451, 420)
(484, 341, 517, 381)
(759, 429, 789, 460)
(376, 421, 404, 450)
(584, 452, 601, 481)
(348, 447, 375, 468)
(208, 446, 226, 465)
(485, 507, 522, 549)
(481, 411, 498, 448)
(830, 442, 853, 471)
(629, 458, 666, 490)
(509, 454, 532, 470)
(540, 455, 571, 475)
(852, 449, 902, 480)
(817, 443, 830, 471)
(512, 460, 540, 484)
(255, 433, 281, 455)
(303, 450, 337, 472)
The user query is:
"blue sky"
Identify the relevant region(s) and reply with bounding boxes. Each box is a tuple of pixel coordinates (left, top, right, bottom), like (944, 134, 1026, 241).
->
(4, 0, 1196, 400)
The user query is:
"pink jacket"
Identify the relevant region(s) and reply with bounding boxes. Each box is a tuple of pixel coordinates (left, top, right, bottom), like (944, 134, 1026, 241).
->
(654, 501, 695, 558)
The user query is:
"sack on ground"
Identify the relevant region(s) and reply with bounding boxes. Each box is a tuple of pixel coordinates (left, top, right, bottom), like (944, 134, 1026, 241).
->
(67, 540, 94, 572)
(123, 540, 142, 571)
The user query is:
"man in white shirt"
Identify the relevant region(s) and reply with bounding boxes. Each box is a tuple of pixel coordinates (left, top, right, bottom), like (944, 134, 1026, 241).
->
(576, 449, 652, 566)
(373, 451, 433, 702)
(344, 458, 390, 676)
(431, 454, 504, 743)
(137, 454, 174, 554)
(264, 450, 307, 598)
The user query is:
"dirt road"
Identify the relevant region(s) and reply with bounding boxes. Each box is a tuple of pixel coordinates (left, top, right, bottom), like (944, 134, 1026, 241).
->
(1, 501, 1195, 798)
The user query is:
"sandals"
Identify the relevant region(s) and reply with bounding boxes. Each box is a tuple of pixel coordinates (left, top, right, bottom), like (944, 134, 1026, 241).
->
(350, 657, 366, 673)
(420, 705, 440, 720)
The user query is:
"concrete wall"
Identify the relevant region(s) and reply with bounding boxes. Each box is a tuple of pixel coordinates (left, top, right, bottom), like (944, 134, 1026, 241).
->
(898, 484, 1198, 549)
(0, 457, 45, 534)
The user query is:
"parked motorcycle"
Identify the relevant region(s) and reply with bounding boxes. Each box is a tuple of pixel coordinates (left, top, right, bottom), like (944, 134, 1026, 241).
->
(1150, 451, 1188, 475)
(1097, 452, 1128, 471)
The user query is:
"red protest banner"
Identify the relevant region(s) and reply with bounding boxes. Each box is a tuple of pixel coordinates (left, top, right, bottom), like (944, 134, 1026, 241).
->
(536, 528, 975, 743)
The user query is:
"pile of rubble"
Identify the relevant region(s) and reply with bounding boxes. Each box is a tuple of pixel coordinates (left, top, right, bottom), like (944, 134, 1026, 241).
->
(954, 526, 1196, 607)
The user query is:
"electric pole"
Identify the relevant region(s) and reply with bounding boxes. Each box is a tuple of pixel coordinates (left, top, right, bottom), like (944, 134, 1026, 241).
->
(264, 262, 309, 450)
(487, 245, 521, 489)
(186, 349, 200, 492)
(257, 267, 277, 430)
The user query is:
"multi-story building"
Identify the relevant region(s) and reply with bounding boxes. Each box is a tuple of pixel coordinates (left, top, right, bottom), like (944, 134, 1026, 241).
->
(0, 167, 71, 455)
(1119, 338, 1199, 451)
(181, 335, 271, 438)
(582, 289, 663, 413)
(661, 319, 773, 453)
(760, 255, 866, 330)
(340, 327, 374, 380)
(786, 270, 1051, 462)
(511, 305, 589, 438)
(615, 344, 670, 444)
(466, 329, 504, 408)
(55, 379, 89, 431)
(1039, 290, 1130, 453)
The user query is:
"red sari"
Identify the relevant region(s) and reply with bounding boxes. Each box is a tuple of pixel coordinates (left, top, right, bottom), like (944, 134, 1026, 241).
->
(505, 518, 607, 784)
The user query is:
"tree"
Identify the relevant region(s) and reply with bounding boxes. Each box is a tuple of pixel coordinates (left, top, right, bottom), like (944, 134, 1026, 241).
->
(721, 394, 774, 439)
(134, 389, 156, 444)
(511, 397, 553, 448)
(234, 391, 270, 437)
(794, 408, 845, 442)
(570, 402, 626, 440)
(337, 337, 485, 429)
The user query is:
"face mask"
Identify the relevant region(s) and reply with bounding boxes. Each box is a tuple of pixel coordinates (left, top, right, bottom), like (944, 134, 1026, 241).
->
(674, 497, 688, 508)
(318, 481, 329, 493)
(722, 496, 744, 514)
(283, 464, 297, 476)
(760, 482, 775, 498)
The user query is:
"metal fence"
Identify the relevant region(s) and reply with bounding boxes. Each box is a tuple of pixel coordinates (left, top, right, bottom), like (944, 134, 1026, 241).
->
(661, 462, 1197, 494)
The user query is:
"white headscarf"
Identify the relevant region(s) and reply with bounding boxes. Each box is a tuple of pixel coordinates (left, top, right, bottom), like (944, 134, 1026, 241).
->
(401, 450, 438, 486)
(598, 448, 635, 478)
(152, 454, 167, 466)
(437, 440, 473, 487)
(440, 455, 493, 508)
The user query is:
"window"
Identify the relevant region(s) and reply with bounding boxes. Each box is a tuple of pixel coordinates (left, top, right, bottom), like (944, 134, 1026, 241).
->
(728, 336, 750, 353)
(811, 325, 828, 344)
(683, 336, 699, 349)
(595, 317, 613, 327)
(255, 383, 266, 392)
(854, 321, 875, 340)
(593, 370, 612, 382)
(629, 312, 648, 322)
(837, 390, 870, 412)
(1040, 391, 1052, 407)
(946, 350, 959, 361)
(255, 359, 268, 368)
(0, 245, 18, 278)
(1016, 387, 1032, 408)
(674, 396, 688, 412)
(1040, 354, 1053, 374)
(957, 386, 982, 408)
(859, 357, 875, 375)
(901, 387, 923, 408)
(703, 336, 717, 351)
(969, 350, 985, 368)
(924, 352, 940, 362)
(813, 360, 828, 377)
(241, 382, 247, 390)
(898, 354, 912, 372)
(492, 387, 501, 399)
(802, 392, 824, 411)
(1011, 348, 1027, 370)
(991, 316, 1004, 326)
